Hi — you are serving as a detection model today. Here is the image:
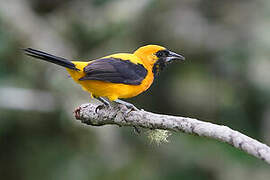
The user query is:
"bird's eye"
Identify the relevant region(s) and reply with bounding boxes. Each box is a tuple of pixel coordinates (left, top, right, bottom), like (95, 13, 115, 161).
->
(156, 51, 163, 57)
(156, 50, 169, 58)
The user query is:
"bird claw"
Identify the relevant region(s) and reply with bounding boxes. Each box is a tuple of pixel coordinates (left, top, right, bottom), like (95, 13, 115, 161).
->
(94, 97, 111, 113)
(123, 105, 139, 117)
(95, 104, 109, 113)
(125, 104, 139, 111)
(114, 100, 139, 113)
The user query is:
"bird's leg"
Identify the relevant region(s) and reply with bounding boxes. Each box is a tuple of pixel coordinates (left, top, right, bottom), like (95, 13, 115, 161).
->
(95, 97, 111, 113)
(96, 97, 110, 106)
(114, 99, 139, 111)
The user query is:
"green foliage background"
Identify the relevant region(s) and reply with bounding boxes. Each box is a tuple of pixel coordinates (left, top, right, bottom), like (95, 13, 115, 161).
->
(0, 0, 270, 179)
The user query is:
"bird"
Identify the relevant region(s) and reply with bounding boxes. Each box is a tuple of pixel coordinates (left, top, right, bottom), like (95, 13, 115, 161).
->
(23, 45, 185, 111)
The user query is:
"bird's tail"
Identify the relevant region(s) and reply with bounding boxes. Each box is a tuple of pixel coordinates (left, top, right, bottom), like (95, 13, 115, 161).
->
(23, 48, 79, 71)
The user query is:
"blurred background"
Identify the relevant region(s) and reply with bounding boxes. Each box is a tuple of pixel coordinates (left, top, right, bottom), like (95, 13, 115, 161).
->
(0, 0, 270, 179)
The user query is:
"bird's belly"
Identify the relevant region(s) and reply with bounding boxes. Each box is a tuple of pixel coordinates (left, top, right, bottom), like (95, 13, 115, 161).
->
(67, 67, 154, 101)
(79, 80, 149, 101)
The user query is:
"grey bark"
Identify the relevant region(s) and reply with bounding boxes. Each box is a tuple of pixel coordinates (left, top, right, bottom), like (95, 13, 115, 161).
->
(75, 103, 270, 165)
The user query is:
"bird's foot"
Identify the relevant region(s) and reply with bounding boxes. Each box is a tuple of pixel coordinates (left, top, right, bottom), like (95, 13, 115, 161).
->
(95, 97, 111, 113)
(95, 104, 110, 113)
(114, 99, 139, 112)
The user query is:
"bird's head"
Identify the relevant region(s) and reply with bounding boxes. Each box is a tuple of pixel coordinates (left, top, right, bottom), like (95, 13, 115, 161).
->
(134, 45, 185, 77)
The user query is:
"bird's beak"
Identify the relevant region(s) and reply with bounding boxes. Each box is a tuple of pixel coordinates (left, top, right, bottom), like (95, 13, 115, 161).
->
(165, 51, 185, 62)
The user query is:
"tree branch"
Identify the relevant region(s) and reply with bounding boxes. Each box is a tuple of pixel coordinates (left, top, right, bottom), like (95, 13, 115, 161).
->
(74, 103, 270, 165)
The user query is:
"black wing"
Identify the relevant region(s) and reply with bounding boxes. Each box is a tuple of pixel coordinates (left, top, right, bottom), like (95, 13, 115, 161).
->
(79, 58, 148, 85)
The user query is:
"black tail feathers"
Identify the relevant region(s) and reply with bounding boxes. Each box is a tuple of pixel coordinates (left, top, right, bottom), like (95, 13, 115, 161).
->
(23, 48, 79, 71)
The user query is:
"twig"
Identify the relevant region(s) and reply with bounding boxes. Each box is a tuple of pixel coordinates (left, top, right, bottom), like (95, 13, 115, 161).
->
(74, 103, 270, 164)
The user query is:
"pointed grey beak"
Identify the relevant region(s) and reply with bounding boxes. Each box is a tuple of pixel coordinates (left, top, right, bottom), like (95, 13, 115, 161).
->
(165, 51, 185, 62)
